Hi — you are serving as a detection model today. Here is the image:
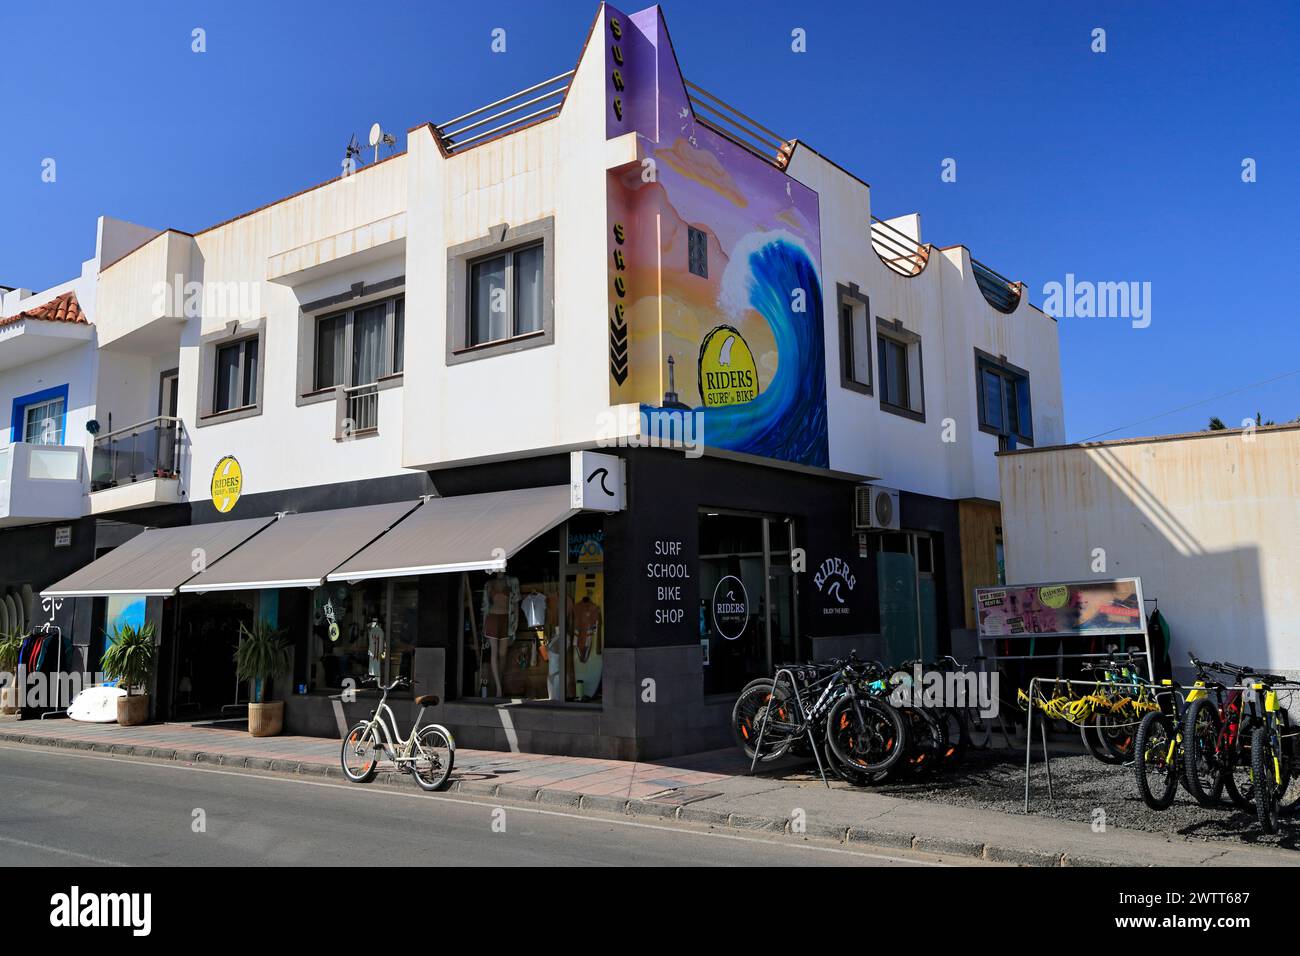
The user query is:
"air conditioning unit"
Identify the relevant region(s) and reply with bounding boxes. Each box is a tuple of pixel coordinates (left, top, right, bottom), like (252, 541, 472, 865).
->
(854, 484, 900, 531)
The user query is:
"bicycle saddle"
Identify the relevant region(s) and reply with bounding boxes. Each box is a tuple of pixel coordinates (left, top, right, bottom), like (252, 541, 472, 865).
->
(416, 694, 440, 708)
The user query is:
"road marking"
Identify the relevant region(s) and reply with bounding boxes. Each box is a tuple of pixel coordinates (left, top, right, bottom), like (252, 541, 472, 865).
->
(0, 833, 127, 867)
(0, 743, 951, 866)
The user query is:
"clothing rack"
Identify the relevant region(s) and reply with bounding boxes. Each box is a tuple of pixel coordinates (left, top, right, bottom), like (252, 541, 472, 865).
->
(33, 622, 69, 720)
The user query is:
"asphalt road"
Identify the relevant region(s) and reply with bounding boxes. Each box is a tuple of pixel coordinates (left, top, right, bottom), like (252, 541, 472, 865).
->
(0, 744, 959, 867)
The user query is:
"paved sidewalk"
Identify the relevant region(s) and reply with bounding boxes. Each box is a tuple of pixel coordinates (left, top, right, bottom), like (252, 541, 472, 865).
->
(2, 716, 1297, 867)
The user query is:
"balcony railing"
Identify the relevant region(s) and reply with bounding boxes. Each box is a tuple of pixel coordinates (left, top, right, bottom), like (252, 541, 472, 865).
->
(337, 383, 379, 439)
(684, 80, 794, 169)
(970, 258, 1023, 314)
(433, 71, 575, 155)
(91, 416, 183, 491)
(870, 216, 931, 277)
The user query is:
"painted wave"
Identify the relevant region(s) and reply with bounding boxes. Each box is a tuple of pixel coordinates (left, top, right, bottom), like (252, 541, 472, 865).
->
(667, 232, 829, 467)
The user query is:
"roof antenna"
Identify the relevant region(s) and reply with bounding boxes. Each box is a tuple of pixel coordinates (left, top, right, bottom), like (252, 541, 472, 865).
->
(343, 134, 363, 175)
(369, 122, 397, 164)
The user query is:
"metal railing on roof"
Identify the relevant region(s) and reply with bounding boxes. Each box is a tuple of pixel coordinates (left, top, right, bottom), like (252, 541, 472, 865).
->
(433, 71, 575, 155)
(684, 80, 794, 169)
(970, 258, 1023, 313)
(870, 216, 930, 277)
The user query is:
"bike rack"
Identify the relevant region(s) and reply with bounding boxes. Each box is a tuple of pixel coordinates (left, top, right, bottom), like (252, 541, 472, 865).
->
(749, 667, 831, 789)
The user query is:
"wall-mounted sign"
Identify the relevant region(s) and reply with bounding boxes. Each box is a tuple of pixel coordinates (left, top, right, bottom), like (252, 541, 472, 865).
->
(698, 326, 759, 407)
(570, 450, 625, 512)
(53, 526, 71, 548)
(712, 575, 749, 640)
(647, 538, 688, 626)
(812, 556, 856, 616)
(210, 456, 243, 513)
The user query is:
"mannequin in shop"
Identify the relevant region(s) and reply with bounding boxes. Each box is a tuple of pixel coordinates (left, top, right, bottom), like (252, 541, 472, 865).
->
(366, 619, 386, 679)
(546, 588, 575, 702)
(481, 572, 519, 697)
(521, 588, 549, 696)
(572, 589, 602, 700)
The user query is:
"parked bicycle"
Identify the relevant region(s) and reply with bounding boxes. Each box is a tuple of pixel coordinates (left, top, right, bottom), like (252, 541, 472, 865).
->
(340, 677, 455, 791)
(1132, 654, 1216, 809)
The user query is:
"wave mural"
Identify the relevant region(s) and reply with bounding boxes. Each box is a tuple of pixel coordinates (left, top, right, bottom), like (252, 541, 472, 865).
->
(689, 232, 828, 466)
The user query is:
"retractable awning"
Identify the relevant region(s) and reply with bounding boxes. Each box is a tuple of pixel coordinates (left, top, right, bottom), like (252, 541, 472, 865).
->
(41, 516, 277, 598)
(179, 501, 420, 593)
(327, 485, 577, 583)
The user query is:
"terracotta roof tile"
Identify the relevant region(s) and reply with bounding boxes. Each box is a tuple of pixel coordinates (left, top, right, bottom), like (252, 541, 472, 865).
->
(0, 291, 87, 329)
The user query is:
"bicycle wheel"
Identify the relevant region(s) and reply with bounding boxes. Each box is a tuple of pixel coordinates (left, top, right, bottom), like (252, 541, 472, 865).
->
(900, 707, 947, 774)
(1182, 698, 1225, 806)
(1081, 713, 1121, 764)
(732, 679, 797, 762)
(1132, 712, 1178, 810)
(341, 722, 380, 783)
(937, 708, 970, 766)
(826, 695, 906, 776)
(1252, 726, 1279, 835)
(1097, 710, 1137, 763)
(411, 725, 455, 792)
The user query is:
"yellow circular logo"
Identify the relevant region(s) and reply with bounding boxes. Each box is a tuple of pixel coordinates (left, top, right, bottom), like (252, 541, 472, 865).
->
(210, 456, 243, 513)
(1039, 585, 1069, 609)
(697, 325, 760, 407)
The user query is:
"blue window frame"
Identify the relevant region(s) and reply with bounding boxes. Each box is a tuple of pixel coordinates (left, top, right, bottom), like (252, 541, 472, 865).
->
(11, 384, 69, 446)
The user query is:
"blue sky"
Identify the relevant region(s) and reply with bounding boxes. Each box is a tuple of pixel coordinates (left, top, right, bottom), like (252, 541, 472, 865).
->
(3, 0, 1296, 442)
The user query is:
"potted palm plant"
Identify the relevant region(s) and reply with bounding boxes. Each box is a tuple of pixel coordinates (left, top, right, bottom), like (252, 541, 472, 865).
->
(234, 621, 291, 737)
(0, 626, 23, 715)
(101, 621, 157, 726)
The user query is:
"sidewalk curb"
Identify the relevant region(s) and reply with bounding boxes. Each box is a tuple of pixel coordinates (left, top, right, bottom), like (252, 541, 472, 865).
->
(0, 729, 1255, 867)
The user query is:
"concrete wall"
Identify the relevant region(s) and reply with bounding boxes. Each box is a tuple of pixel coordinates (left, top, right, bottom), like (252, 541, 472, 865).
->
(999, 425, 1300, 672)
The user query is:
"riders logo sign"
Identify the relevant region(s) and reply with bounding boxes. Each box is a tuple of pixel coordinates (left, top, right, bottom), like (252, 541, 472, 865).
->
(711, 575, 749, 640)
(812, 556, 856, 617)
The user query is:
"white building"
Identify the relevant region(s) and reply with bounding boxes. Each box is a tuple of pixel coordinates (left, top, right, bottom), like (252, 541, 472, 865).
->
(10, 3, 1063, 757)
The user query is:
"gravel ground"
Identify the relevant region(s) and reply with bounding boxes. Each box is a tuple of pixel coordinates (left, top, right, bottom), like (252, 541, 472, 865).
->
(772, 744, 1300, 852)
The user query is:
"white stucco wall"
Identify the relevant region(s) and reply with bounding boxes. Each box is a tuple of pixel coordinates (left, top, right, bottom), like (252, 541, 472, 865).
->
(999, 426, 1300, 671)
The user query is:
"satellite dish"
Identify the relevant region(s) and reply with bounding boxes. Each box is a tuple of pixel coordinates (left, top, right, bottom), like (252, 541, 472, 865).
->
(369, 122, 383, 148)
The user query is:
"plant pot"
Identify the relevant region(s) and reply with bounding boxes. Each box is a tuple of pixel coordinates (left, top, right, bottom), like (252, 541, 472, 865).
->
(117, 694, 150, 726)
(248, 700, 284, 737)
(1, 683, 18, 715)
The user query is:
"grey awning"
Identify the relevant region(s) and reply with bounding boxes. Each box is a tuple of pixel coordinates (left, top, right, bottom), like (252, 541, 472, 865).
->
(42, 517, 276, 598)
(327, 485, 576, 583)
(180, 501, 420, 593)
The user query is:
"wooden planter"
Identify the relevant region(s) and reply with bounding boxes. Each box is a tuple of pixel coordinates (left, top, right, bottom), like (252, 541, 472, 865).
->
(248, 700, 284, 737)
(117, 694, 150, 726)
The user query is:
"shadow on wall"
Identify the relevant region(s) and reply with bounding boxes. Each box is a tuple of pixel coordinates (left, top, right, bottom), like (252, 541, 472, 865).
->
(1001, 433, 1285, 675)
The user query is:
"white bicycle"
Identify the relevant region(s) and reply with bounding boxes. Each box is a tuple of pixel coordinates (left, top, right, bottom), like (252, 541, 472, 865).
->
(340, 677, 455, 791)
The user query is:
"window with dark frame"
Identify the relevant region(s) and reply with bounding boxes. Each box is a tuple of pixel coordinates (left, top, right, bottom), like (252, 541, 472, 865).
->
(468, 242, 544, 347)
(213, 337, 259, 413)
(688, 226, 708, 278)
(841, 299, 872, 390)
(313, 295, 405, 392)
(977, 357, 1033, 446)
(877, 334, 910, 410)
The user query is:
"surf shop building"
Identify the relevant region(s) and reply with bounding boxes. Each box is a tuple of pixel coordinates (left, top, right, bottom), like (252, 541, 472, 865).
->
(31, 3, 1063, 759)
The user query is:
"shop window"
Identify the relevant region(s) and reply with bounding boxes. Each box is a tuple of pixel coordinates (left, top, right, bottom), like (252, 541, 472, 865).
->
(836, 283, 872, 394)
(313, 295, 404, 391)
(446, 217, 554, 365)
(310, 578, 418, 693)
(871, 530, 940, 664)
(12, 385, 68, 445)
(976, 352, 1033, 447)
(456, 515, 604, 704)
(877, 319, 925, 421)
(688, 226, 708, 278)
(700, 510, 798, 696)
